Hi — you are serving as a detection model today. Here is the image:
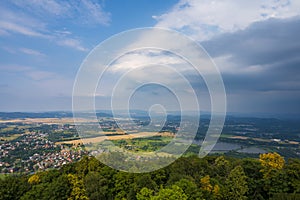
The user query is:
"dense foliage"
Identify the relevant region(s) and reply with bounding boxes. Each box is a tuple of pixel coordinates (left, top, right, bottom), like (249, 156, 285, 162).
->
(1, 153, 300, 200)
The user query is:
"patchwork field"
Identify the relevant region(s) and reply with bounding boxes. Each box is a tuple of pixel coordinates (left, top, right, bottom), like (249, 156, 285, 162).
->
(0, 134, 22, 141)
(56, 131, 174, 145)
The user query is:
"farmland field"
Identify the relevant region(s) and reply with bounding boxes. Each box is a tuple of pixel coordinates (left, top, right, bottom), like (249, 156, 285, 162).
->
(56, 131, 174, 145)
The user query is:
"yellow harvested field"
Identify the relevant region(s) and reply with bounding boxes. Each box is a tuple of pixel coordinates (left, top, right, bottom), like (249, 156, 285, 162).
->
(288, 141, 299, 145)
(230, 136, 277, 143)
(56, 132, 174, 145)
(230, 136, 249, 140)
(101, 131, 126, 135)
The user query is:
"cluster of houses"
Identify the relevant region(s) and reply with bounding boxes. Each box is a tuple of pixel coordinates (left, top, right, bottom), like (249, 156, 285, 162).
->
(0, 131, 87, 173)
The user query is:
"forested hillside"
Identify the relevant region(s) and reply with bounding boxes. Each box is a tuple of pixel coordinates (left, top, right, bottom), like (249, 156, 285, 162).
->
(1, 153, 299, 200)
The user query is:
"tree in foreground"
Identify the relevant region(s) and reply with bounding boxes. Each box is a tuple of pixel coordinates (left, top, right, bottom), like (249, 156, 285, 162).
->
(223, 165, 248, 200)
(136, 185, 188, 200)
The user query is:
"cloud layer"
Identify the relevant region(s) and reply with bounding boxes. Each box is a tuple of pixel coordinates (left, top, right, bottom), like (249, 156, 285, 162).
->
(199, 17, 300, 113)
(152, 1, 300, 114)
(154, 0, 300, 41)
(0, 0, 110, 52)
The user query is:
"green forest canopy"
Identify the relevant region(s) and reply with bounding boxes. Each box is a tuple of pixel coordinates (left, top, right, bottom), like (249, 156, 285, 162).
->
(1, 152, 300, 200)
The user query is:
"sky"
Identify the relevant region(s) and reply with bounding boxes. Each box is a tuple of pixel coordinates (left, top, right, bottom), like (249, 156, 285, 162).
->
(0, 0, 300, 115)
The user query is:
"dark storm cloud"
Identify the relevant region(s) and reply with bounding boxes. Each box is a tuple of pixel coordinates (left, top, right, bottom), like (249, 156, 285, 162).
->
(222, 56, 300, 93)
(200, 17, 300, 114)
(202, 16, 300, 67)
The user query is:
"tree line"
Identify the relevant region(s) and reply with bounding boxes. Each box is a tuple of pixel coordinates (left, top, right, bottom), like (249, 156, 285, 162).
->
(0, 152, 300, 200)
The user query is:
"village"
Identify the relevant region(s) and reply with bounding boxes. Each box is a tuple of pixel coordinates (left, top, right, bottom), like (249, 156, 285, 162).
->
(0, 129, 87, 174)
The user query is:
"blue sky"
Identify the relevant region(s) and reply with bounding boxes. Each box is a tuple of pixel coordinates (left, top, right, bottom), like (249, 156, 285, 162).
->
(1, 0, 300, 115)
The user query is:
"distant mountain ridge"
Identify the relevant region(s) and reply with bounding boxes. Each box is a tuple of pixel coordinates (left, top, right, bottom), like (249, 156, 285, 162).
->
(0, 112, 112, 119)
(0, 110, 299, 121)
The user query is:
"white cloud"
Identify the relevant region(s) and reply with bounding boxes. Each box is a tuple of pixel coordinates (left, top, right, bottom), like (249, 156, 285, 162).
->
(10, 0, 111, 25)
(54, 30, 72, 36)
(11, 0, 68, 16)
(3, 46, 46, 57)
(57, 38, 88, 52)
(0, 0, 110, 51)
(154, 0, 300, 41)
(79, 0, 111, 25)
(82, 28, 224, 104)
(19, 48, 45, 57)
(0, 8, 48, 38)
(0, 10, 87, 52)
(109, 50, 185, 73)
(0, 21, 46, 37)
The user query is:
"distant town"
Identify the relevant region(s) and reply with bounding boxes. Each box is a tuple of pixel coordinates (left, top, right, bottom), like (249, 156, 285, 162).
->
(0, 112, 299, 174)
(0, 122, 87, 173)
